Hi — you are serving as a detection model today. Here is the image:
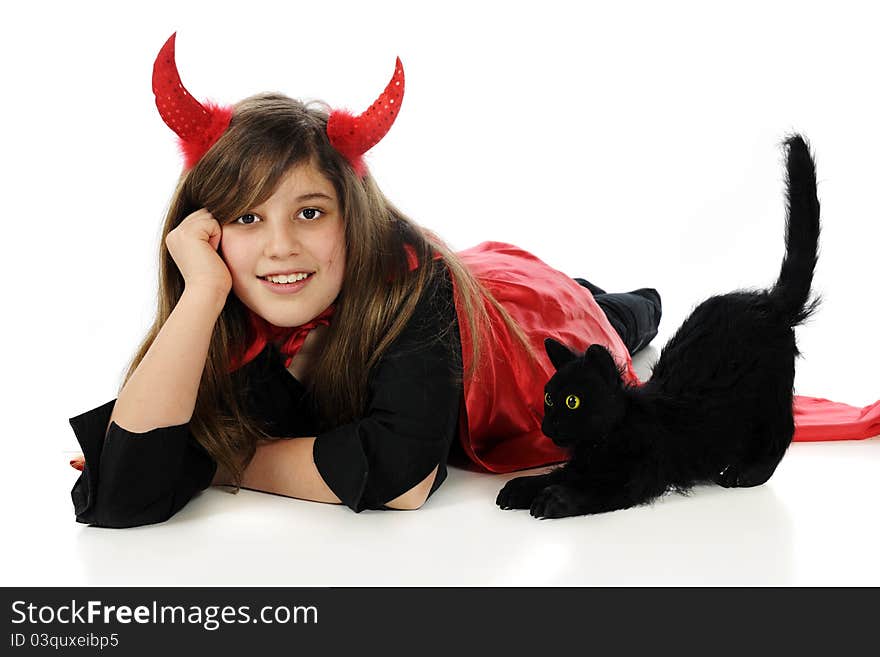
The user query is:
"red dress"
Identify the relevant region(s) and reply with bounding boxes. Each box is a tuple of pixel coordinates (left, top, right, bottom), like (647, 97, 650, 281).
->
(449, 241, 880, 474)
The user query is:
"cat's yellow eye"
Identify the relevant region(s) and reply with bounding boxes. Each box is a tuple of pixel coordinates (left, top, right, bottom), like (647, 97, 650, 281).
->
(544, 392, 553, 406)
(565, 395, 580, 409)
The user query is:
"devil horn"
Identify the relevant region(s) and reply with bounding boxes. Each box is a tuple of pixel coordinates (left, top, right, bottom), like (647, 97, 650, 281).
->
(326, 57, 405, 177)
(152, 33, 233, 169)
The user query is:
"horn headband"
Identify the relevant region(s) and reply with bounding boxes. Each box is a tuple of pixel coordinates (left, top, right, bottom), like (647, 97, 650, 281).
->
(151, 33, 405, 176)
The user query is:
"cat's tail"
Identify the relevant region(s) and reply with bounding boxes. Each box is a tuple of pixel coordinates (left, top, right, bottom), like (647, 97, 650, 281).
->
(770, 134, 821, 326)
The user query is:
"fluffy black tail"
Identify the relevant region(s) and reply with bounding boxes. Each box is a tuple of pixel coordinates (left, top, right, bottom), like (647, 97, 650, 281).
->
(771, 134, 821, 326)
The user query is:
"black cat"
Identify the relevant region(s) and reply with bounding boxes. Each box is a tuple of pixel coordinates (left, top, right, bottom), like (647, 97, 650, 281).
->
(497, 135, 820, 519)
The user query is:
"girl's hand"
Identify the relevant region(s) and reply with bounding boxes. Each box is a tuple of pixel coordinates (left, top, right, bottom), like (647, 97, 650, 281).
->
(165, 208, 233, 297)
(70, 453, 85, 471)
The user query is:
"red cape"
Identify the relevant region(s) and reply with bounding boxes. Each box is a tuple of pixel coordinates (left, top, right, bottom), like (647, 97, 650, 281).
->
(450, 241, 880, 473)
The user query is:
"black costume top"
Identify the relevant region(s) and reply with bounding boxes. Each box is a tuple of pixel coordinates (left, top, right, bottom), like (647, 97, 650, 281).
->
(70, 261, 463, 528)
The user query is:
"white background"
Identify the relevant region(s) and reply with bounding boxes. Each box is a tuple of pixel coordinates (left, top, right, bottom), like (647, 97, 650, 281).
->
(2, 0, 879, 585)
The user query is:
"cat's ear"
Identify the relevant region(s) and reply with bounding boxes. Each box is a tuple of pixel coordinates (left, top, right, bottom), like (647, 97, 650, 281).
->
(585, 344, 621, 384)
(545, 337, 578, 371)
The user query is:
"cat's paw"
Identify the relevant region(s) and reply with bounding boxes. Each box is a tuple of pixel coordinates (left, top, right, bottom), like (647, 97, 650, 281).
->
(529, 484, 586, 519)
(714, 466, 741, 488)
(714, 462, 776, 488)
(496, 474, 553, 510)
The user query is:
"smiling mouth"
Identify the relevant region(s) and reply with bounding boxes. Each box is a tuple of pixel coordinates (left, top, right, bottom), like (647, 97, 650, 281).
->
(258, 273, 315, 284)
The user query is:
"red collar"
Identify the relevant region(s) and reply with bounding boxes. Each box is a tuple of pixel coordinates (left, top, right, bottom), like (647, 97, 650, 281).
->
(229, 304, 335, 372)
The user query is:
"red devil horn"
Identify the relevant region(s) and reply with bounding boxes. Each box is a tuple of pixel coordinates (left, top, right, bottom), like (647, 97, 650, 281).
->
(326, 58, 405, 177)
(152, 33, 233, 169)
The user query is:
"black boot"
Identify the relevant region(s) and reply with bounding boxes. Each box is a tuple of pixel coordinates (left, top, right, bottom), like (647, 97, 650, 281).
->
(573, 278, 606, 296)
(593, 287, 662, 355)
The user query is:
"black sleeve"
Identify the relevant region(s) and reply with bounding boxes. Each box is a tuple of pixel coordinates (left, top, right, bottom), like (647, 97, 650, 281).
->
(69, 345, 321, 529)
(312, 264, 463, 512)
(69, 401, 217, 529)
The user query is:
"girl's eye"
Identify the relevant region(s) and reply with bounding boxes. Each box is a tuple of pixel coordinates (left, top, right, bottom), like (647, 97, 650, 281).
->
(232, 209, 323, 225)
(233, 213, 260, 225)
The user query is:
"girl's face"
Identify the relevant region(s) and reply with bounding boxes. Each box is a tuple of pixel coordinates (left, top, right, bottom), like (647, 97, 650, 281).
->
(220, 161, 346, 327)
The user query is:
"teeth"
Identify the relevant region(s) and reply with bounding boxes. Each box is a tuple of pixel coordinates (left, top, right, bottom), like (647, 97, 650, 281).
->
(265, 272, 311, 284)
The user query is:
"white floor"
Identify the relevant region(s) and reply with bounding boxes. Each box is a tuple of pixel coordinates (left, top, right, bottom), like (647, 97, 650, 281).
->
(10, 334, 879, 587)
(4, 1, 880, 587)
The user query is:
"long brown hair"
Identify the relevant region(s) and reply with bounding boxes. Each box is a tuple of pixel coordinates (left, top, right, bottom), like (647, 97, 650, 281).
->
(124, 93, 539, 488)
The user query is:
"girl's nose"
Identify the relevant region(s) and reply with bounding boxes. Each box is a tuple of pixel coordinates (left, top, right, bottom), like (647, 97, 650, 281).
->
(263, 220, 302, 257)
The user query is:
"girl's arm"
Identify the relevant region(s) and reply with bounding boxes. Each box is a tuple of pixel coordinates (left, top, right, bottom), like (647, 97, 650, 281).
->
(67, 285, 226, 528)
(213, 438, 438, 510)
(109, 287, 227, 433)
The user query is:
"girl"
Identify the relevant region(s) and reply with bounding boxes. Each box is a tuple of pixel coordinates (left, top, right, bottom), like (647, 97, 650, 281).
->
(67, 34, 662, 528)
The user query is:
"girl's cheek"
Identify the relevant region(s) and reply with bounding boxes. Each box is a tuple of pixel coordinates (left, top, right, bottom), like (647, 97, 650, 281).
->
(220, 235, 246, 267)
